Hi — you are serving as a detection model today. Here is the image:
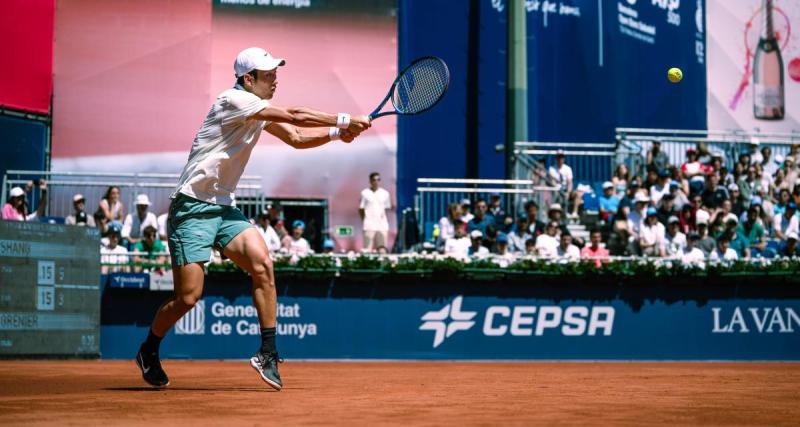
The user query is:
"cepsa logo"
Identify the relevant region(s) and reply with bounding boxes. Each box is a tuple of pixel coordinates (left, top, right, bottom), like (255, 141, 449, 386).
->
(419, 296, 615, 348)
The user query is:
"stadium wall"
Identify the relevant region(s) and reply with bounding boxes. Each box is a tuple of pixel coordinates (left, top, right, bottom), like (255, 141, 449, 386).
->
(100, 272, 800, 360)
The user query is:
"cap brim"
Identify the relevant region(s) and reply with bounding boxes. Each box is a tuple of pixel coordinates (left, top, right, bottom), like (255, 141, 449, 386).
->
(253, 56, 286, 72)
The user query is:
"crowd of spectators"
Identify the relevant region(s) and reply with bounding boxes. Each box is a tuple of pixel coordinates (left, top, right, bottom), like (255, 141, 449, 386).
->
(431, 141, 800, 265)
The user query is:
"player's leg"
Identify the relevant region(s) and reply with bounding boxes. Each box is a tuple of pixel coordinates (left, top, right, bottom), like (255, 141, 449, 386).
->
(136, 263, 205, 387)
(222, 228, 277, 330)
(136, 194, 219, 388)
(218, 212, 283, 390)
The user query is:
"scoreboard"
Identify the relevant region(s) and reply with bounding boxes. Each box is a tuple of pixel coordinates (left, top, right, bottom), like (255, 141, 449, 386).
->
(0, 221, 101, 356)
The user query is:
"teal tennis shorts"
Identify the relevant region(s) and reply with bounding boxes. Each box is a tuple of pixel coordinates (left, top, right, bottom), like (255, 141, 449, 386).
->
(167, 193, 253, 266)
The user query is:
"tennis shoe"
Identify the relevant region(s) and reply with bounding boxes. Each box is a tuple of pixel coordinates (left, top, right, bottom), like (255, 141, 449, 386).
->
(250, 351, 283, 390)
(135, 345, 170, 388)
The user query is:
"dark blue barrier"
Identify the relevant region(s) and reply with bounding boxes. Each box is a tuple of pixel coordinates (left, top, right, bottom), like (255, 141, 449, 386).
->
(100, 272, 800, 360)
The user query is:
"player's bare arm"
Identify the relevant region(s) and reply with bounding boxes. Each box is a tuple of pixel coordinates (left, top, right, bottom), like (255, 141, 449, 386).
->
(252, 106, 371, 134)
(265, 122, 358, 149)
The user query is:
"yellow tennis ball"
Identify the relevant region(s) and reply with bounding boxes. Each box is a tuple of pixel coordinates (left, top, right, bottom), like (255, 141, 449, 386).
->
(668, 67, 683, 83)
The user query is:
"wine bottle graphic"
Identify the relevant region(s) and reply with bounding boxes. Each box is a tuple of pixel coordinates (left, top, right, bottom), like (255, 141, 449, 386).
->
(753, 0, 785, 120)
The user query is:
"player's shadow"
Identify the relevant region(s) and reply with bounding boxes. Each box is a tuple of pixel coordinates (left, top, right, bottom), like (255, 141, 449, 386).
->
(104, 386, 285, 393)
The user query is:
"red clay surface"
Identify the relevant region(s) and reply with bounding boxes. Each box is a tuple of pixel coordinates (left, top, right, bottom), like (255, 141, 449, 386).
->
(1, 361, 798, 426)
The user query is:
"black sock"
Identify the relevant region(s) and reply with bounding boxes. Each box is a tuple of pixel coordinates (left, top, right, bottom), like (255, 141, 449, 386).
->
(260, 327, 277, 354)
(142, 329, 163, 354)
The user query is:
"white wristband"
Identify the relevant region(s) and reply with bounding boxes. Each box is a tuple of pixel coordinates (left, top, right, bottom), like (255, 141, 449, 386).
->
(336, 113, 351, 129)
(329, 127, 341, 141)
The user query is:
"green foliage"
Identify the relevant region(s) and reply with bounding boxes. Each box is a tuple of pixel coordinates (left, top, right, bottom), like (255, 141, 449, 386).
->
(105, 255, 800, 279)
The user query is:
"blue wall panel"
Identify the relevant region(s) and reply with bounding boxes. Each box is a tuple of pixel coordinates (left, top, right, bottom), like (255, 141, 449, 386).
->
(0, 115, 47, 182)
(397, 0, 470, 211)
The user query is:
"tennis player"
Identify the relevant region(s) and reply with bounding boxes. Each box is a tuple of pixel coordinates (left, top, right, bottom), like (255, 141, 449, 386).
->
(135, 47, 371, 390)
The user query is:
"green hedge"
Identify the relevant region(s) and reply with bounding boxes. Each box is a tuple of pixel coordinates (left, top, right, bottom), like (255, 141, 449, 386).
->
(103, 255, 800, 278)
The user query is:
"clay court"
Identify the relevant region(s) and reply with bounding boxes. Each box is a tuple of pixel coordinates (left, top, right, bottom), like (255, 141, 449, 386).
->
(1, 361, 798, 426)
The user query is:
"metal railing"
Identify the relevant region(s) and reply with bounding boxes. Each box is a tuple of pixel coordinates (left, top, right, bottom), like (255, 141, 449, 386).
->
(511, 141, 635, 191)
(616, 128, 800, 177)
(2, 170, 264, 219)
(415, 178, 559, 241)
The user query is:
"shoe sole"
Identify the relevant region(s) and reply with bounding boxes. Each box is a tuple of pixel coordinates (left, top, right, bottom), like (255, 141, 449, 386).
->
(135, 353, 170, 388)
(250, 357, 282, 391)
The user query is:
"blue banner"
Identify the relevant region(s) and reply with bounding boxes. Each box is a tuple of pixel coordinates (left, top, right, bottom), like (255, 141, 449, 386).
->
(100, 274, 799, 360)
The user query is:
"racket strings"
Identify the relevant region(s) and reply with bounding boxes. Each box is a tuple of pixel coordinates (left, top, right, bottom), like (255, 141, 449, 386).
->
(392, 58, 449, 114)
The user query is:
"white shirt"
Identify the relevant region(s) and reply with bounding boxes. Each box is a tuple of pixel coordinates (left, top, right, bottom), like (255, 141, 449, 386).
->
(437, 217, 456, 244)
(627, 209, 646, 236)
(665, 231, 687, 256)
(680, 247, 706, 265)
(157, 213, 168, 238)
(773, 213, 799, 238)
(710, 248, 739, 261)
(535, 234, 559, 257)
(121, 211, 158, 239)
(556, 244, 580, 259)
(172, 88, 271, 205)
(101, 244, 129, 265)
(650, 184, 670, 205)
(640, 222, 666, 255)
(508, 231, 532, 253)
(257, 224, 282, 253)
(287, 237, 310, 256)
(548, 164, 573, 190)
(360, 187, 391, 232)
(444, 237, 471, 259)
(469, 245, 490, 257)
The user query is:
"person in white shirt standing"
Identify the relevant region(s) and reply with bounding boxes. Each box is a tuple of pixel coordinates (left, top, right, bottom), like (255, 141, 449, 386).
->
(255, 209, 282, 254)
(136, 47, 371, 391)
(122, 194, 159, 247)
(359, 172, 392, 252)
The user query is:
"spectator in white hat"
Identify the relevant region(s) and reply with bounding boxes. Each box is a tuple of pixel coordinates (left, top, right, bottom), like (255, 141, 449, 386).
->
(779, 231, 800, 257)
(460, 198, 474, 224)
(664, 216, 686, 257)
(467, 229, 489, 257)
(122, 194, 158, 246)
(598, 181, 620, 222)
(1, 180, 47, 221)
(65, 193, 96, 227)
(727, 183, 746, 217)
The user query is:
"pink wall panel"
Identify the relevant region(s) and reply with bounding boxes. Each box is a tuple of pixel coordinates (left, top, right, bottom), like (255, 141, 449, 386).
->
(0, 0, 55, 114)
(53, 0, 212, 158)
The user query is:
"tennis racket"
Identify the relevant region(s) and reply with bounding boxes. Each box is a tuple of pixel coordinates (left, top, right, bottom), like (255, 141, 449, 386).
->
(369, 56, 450, 120)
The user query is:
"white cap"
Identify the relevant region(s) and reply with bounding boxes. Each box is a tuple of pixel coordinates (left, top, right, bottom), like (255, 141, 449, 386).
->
(634, 192, 650, 203)
(602, 181, 614, 190)
(667, 215, 680, 224)
(788, 231, 799, 241)
(727, 183, 739, 192)
(696, 209, 710, 225)
(750, 137, 760, 146)
(9, 187, 24, 198)
(135, 194, 151, 206)
(549, 203, 563, 212)
(234, 47, 285, 78)
(470, 230, 483, 239)
(724, 213, 739, 224)
(73, 193, 85, 202)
